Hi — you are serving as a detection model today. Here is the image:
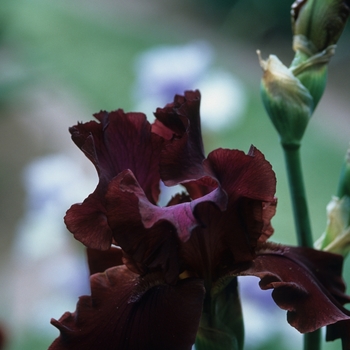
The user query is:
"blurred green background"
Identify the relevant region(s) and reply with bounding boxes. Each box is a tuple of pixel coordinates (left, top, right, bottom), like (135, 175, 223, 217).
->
(0, 0, 349, 349)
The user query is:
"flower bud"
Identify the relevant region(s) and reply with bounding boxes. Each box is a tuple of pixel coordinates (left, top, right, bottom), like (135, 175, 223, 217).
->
(290, 0, 350, 109)
(314, 196, 350, 257)
(258, 52, 313, 148)
(291, 44, 335, 108)
(291, 0, 350, 54)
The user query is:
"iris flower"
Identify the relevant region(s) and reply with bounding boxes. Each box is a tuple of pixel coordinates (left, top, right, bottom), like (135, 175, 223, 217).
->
(49, 91, 350, 350)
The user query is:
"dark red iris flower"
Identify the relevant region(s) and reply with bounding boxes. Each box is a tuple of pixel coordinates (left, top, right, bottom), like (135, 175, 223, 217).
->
(49, 91, 350, 350)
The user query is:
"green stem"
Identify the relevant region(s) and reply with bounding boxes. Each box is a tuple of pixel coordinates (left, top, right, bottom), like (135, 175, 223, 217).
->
(282, 144, 313, 247)
(303, 328, 321, 350)
(282, 143, 321, 350)
(195, 277, 244, 350)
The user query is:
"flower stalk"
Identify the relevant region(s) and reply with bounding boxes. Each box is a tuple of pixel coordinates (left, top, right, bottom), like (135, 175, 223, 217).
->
(283, 143, 322, 350)
(282, 144, 313, 248)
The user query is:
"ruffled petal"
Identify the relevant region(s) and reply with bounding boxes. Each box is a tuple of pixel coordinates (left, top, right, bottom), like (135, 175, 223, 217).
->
(179, 147, 277, 281)
(105, 170, 182, 282)
(65, 111, 163, 250)
(153, 90, 207, 186)
(65, 194, 112, 250)
(180, 197, 276, 283)
(153, 90, 225, 205)
(92, 111, 163, 203)
(237, 243, 350, 334)
(205, 146, 276, 202)
(49, 266, 205, 350)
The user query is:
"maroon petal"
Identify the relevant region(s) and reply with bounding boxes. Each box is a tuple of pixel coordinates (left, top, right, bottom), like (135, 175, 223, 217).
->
(94, 111, 163, 203)
(287, 246, 350, 348)
(180, 147, 277, 281)
(65, 194, 112, 250)
(153, 90, 207, 186)
(49, 266, 205, 350)
(181, 197, 276, 283)
(181, 147, 276, 276)
(105, 170, 182, 282)
(257, 200, 278, 243)
(65, 111, 163, 250)
(87, 246, 124, 275)
(205, 146, 276, 202)
(238, 243, 350, 333)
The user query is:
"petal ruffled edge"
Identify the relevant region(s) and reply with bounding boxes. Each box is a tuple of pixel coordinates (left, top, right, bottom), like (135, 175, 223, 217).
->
(64, 194, 113, 251)
(65, 110, 164, 250)
(153, 90, 207, 187)
(105, 170, 182, 282)
(49, 266, 205, 350)
(237, 243, 350, 334)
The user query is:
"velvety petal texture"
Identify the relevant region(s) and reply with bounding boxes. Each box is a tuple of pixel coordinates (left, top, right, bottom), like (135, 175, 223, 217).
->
(64, 111, 163, 250)
(104, 170, 182, 282)
(178, 147, 277, 283)
(238, 243, 350, 334)
(153, 90, 206, 186)
(87, 246, 124, 275)
(50, 266, 205, 350)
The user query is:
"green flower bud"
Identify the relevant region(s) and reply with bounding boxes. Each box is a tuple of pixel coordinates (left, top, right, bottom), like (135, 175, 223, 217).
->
(291, 0, 350, 53)
(195, 277, 244, 350)
(258, 52, 313, 148)
(314, 196, 350, 257)
(291, 44, 335, 108)
(290, 0, 350, 109)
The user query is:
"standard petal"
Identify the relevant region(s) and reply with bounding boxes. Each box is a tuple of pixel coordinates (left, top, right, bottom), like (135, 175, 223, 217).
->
(49, 266, 205, 350)
(65, 110, 163, 250)
(92, 110, 163, 203)
(206, 146, 276, 202)
(237, 243, 350, 334)
(153, 90, 207, 186)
